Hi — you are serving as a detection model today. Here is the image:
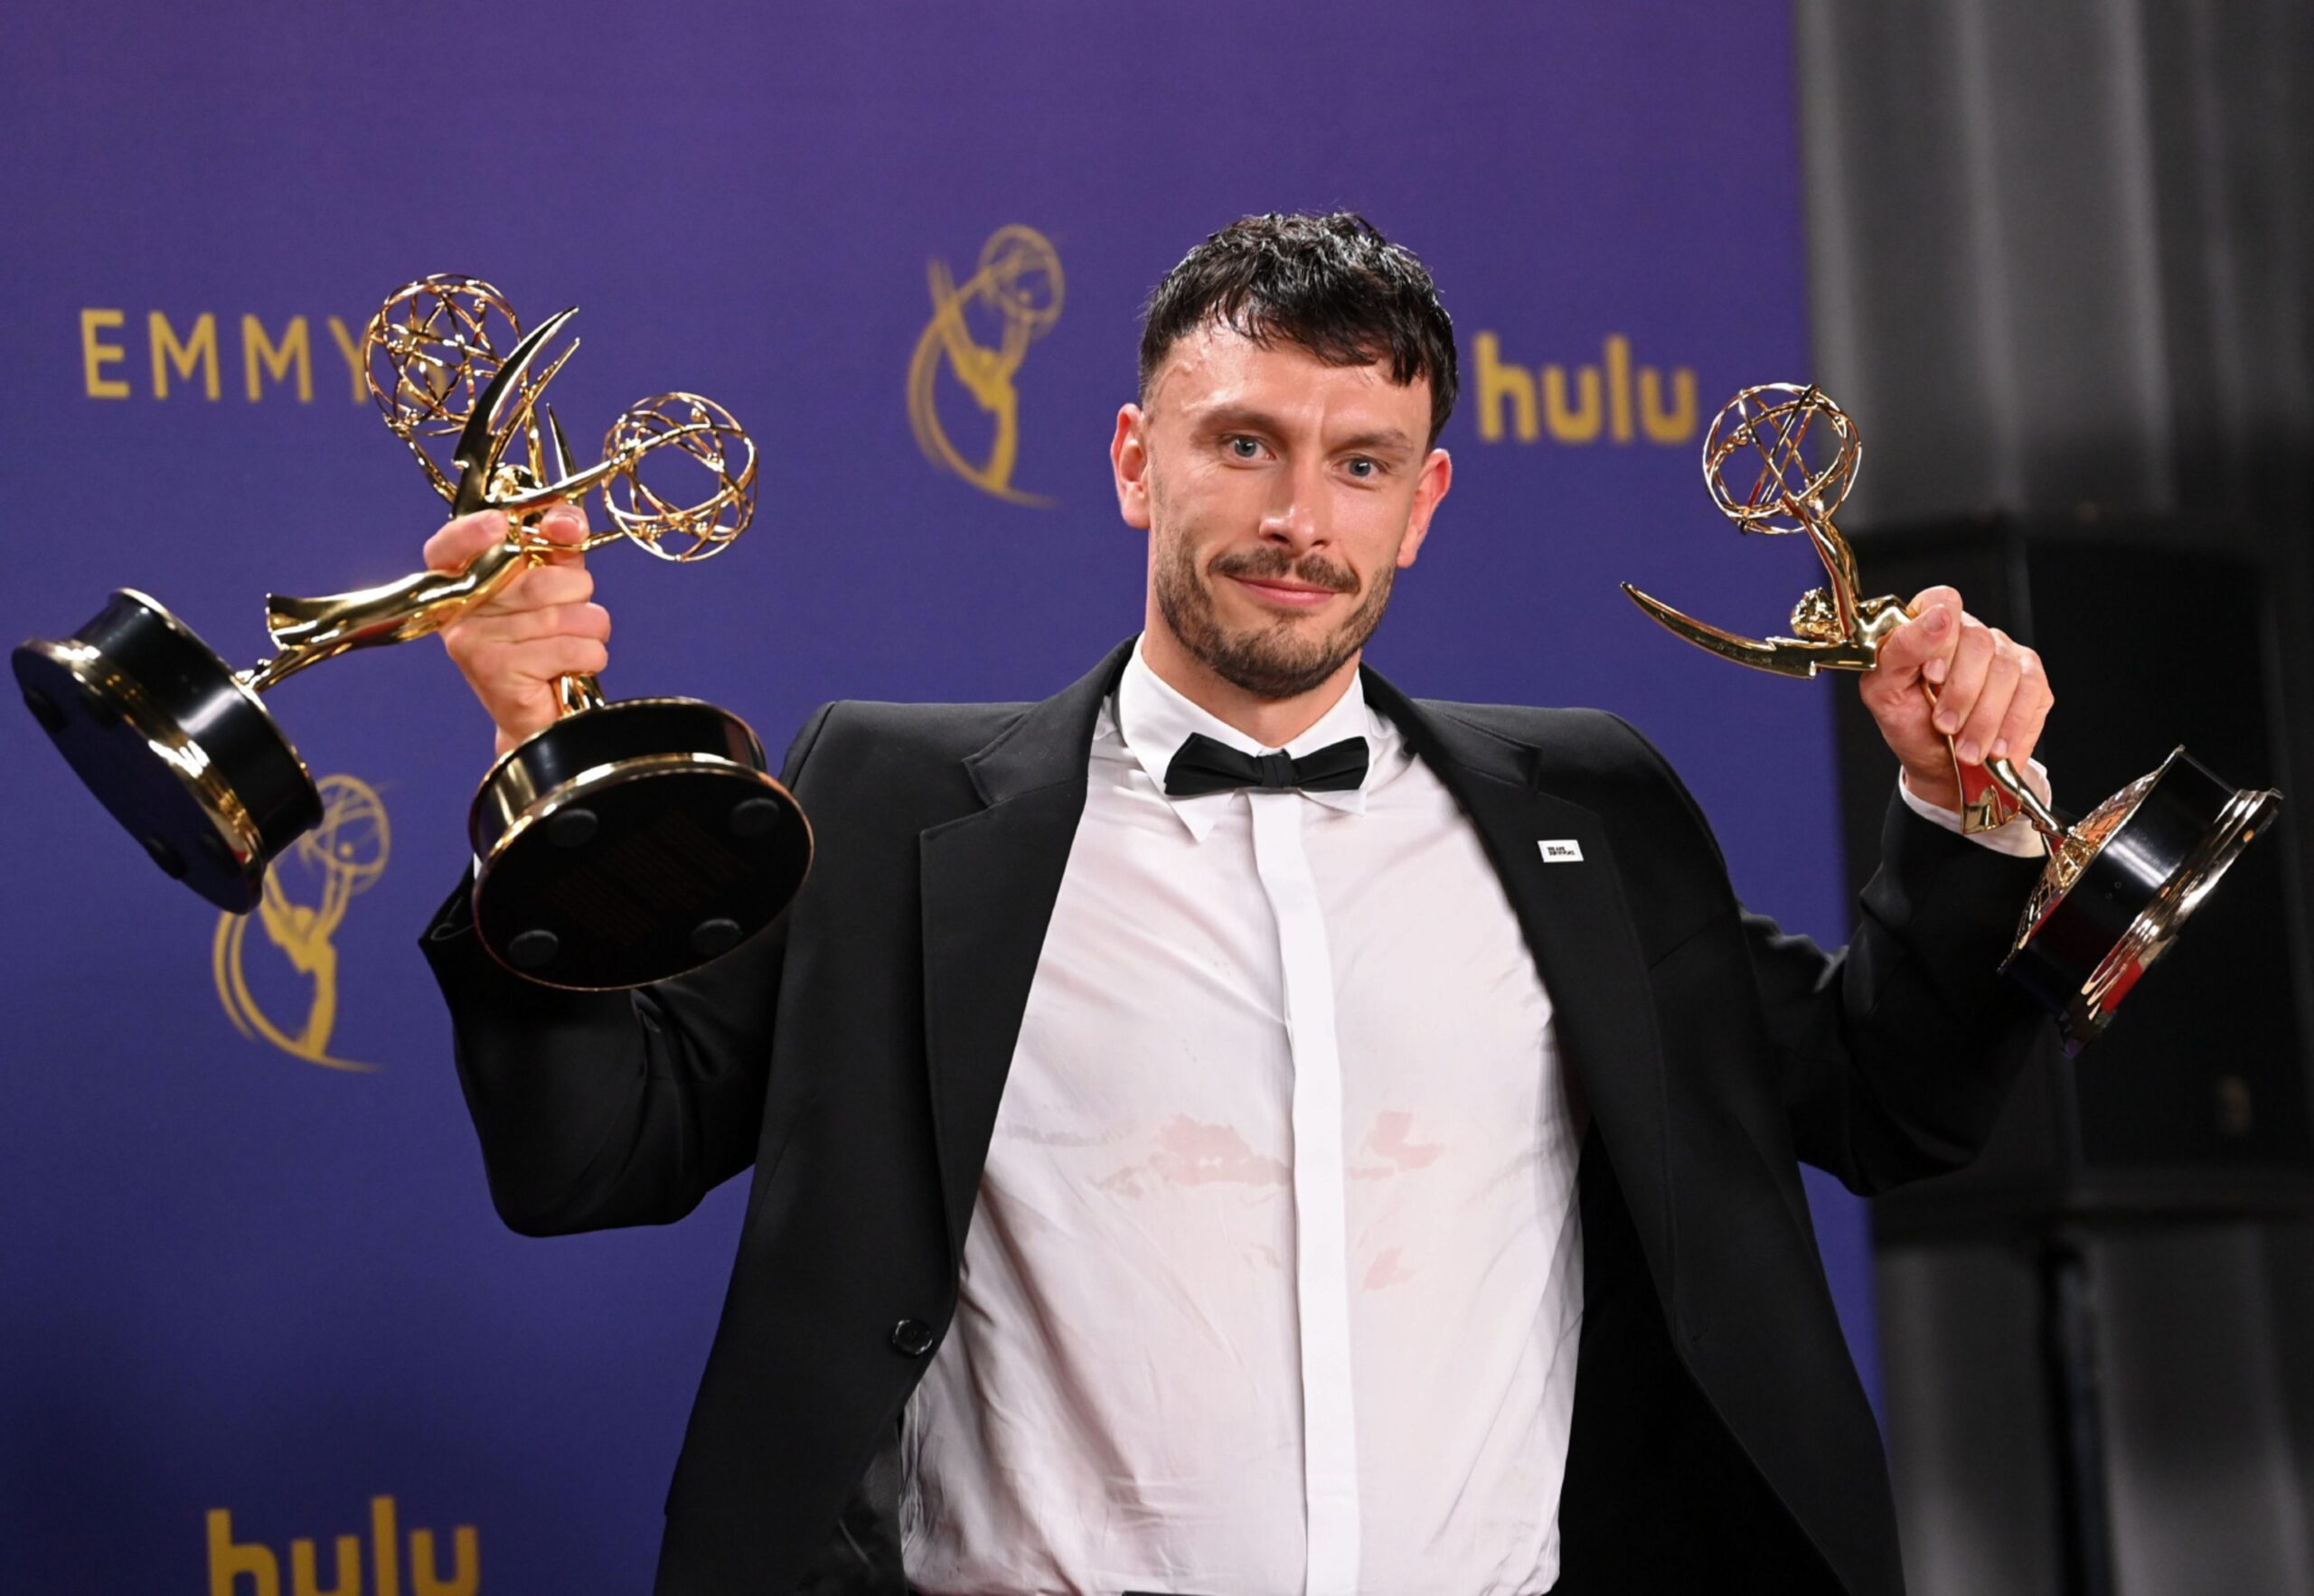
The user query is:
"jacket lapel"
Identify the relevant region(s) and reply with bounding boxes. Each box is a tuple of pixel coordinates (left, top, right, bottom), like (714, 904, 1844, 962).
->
(1361, 667, 1679, 1295)
(917, 639, 1133, 1264)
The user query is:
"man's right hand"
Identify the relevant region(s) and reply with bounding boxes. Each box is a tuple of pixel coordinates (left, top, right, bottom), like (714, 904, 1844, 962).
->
(423, 503, 610, 759)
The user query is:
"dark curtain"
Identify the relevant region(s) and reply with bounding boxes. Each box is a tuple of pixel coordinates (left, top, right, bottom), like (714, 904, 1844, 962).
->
(1795, 2, 2314, 1591)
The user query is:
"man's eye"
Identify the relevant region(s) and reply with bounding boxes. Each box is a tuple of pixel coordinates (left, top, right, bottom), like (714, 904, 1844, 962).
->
(1346, 456, 1378, 479)
(1228, 437, 1261, 459)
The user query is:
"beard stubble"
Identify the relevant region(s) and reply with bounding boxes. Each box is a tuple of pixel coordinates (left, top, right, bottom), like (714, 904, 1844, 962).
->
(1152, 527, 1398, 701)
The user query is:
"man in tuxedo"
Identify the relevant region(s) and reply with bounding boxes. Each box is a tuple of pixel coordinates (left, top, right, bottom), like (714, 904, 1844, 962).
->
(418, 212, 2056, 1595)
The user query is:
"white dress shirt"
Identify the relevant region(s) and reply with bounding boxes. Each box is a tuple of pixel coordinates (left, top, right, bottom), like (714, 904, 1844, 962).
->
(900, 641, 2044, 1596)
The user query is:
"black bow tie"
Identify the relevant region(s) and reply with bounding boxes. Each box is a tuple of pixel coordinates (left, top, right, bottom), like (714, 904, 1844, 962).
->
(1162, 732, 1369, 798)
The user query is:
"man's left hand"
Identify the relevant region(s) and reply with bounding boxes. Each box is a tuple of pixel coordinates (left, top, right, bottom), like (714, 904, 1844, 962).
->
(1858, 586, 2055, 813)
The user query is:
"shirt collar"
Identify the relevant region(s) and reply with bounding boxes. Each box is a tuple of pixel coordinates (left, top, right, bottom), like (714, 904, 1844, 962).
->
(1114, 636, 1379, 840)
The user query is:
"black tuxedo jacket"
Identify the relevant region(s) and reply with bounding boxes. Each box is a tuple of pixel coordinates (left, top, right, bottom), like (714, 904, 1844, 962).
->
(419, 638, 2049, 1596)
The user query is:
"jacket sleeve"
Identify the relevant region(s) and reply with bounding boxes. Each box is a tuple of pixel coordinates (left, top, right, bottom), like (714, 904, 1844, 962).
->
(418, 701, 836, 1235)
(1744, 790, 2056, 1194)
(1619, 718, 2056, 1196)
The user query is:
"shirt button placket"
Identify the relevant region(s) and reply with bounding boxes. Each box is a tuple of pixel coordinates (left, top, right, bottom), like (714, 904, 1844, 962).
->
(1247, 789, 1360, 1596)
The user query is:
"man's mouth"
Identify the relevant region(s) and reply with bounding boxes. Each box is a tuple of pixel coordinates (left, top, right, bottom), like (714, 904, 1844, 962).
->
(1227, 574, 1342, 611)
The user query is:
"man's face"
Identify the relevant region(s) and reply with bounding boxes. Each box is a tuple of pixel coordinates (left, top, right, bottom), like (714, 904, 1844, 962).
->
(1112, 322, 1453, 700)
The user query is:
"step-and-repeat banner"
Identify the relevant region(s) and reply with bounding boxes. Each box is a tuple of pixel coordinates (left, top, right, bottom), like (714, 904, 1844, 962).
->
(0, 5, 1854, 1589)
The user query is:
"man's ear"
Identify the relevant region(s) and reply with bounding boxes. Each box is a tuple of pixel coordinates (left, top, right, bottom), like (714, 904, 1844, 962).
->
(1112, 404, 1152, 530)
(1397, 447, 1453, 568)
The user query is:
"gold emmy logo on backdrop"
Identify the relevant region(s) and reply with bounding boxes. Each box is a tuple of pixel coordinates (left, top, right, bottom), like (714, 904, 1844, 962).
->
(908, 224, 1064, 505)
(212, 774, 389, 1073)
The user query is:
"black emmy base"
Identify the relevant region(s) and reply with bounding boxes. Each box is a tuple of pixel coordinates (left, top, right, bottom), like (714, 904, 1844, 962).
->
(468, 698, 812, 990)
(2003, 748, 2281, 1055)
(15, 592, 813, 990)
(14, 590, 321, 913)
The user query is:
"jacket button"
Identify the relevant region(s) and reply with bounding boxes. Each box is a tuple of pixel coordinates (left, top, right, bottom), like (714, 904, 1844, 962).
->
(889, 1318, 936, 1357)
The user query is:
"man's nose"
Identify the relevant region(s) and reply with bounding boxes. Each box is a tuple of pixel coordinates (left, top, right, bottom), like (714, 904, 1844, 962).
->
(1258, 458, 1327, 549)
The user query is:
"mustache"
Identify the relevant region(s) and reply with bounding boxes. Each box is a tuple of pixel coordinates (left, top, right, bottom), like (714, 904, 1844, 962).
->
(1208, 546, 1359, 596)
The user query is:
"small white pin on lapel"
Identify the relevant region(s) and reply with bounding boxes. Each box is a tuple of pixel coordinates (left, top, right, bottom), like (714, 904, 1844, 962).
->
(1538, 839, 1584, 864)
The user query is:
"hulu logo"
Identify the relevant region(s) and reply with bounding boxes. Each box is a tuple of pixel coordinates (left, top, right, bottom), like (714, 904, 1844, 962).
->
(1469, 331, 1698, 446)
(206, 1497, 476, 1596)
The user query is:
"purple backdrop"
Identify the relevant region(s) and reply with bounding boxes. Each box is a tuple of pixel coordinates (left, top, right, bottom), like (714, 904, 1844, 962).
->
(0, 5, 1862, 1589)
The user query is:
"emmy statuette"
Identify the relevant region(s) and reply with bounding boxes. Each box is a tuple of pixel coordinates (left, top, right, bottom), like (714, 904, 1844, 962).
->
(1622, 383, 2282, 1053)
(16, 276, 811, 990)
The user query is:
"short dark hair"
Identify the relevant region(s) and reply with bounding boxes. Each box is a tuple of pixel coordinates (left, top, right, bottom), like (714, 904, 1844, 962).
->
(1138, 211, 1459, 446)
